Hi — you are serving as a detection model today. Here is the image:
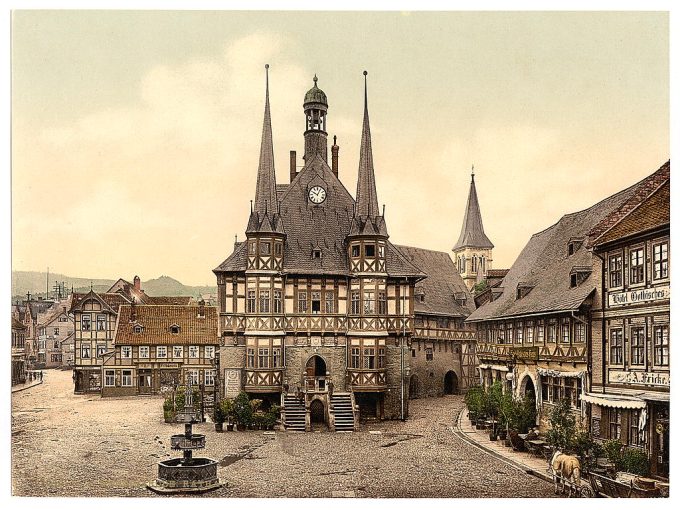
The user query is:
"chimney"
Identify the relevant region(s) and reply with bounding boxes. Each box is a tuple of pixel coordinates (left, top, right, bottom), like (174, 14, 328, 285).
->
(289, 150, 297, 183)
(130, 299, 137, 322)
(331, 135, 339, 177)
(133, 275, 141, 291)
(198, 299, 205, 318)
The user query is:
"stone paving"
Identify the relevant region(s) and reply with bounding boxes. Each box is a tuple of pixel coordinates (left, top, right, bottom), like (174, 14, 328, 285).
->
(12, 369, 558, 498)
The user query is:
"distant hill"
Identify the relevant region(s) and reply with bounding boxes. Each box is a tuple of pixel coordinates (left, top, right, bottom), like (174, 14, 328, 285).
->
(11, 271, 216, 302)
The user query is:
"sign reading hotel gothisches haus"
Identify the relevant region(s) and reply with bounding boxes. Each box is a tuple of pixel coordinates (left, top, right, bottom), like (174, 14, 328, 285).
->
(610, 370, 670, 387)
(607, 285, 670, 307)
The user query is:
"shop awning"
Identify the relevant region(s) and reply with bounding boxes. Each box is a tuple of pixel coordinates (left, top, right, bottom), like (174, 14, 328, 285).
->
(581, 392, 646, 410)
(477, 364, 509, 372)
(635, 392, 670, 403)
(536, 367, 584, 378)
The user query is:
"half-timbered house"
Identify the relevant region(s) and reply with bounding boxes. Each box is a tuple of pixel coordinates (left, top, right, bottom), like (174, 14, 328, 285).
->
(213, 68, 475, 430)
(584, 161, 670, 479)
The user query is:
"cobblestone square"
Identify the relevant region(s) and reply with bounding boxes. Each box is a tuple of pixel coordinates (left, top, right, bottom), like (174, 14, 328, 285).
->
(12, 370, 557, 498)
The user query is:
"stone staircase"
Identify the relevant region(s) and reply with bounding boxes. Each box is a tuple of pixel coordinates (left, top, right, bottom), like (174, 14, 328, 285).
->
(282, 394, 306, 431)
(330, 392, 355, 432)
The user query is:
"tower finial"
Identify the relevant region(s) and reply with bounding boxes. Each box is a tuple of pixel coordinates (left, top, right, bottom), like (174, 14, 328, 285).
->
(363, 70, 368, 107)
(265, 64, 269, 99)
(471, 164, 475, 181)
(313, 74, 318, 86)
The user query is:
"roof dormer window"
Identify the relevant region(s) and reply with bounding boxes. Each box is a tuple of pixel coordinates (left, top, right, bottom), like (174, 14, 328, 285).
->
(133, 325, 144, 334)
(312, 249, 322, 259)
(170, 324, 181, 334)
(567, 237, 584, 256)
(516, 283, 534, 299)
(569, 266, 592, 288)
(453, 291, 467, 306)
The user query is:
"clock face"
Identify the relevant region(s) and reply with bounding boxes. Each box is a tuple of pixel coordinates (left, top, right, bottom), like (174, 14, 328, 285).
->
(308, 185, 327, 204)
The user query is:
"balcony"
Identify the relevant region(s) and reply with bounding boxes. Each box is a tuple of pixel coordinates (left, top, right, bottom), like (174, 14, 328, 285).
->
(347, 368, 387, 392)
(244, 368, 284, 393)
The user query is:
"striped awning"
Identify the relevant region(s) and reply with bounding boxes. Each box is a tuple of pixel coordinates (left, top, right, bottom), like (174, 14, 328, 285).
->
(581, 392, 646, 410)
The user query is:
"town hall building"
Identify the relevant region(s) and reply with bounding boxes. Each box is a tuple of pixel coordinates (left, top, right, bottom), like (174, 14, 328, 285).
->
(213, 67, 477, 431)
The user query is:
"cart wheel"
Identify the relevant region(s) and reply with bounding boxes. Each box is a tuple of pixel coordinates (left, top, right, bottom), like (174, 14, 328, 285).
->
(579, 485, 595, 498)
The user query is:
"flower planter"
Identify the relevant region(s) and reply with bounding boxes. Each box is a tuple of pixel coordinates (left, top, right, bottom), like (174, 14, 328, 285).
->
(236, 424, 246, 431)
(226, 423, 234, 432)
(214, 422, 223, 432)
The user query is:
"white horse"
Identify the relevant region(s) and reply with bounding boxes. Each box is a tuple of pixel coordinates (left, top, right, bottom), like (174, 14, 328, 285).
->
(550, 450, 581, 497)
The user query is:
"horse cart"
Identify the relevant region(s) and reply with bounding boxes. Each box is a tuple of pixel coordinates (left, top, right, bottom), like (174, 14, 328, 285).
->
(586, 471, 664, 498)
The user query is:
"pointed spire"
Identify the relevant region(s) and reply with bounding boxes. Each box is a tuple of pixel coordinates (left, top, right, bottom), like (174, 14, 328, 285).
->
(253, 64, 278, 217)
(453, 170, 494, 250)
(355, 70, 380, 218)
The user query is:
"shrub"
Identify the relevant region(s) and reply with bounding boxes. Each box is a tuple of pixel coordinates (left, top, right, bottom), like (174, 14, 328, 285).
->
(603, 439, 624, 468)
(620, 448, 650, 476)
(464, 385, 487, 419)
(485, 381, 504, 422)
(233, 391, 253, 427)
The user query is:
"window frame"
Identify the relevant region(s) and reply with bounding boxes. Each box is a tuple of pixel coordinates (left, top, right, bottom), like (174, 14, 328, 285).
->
(259, 289, 270, 313)
(104, 370, 115, 387)
(139, 346, 149, 359)
(652, 241, 668, 280)
(81, 314, 92, 331)
(157, 345, 167, 359)
(96, 314, 106, 331)
(121, 369, 133, 387)
(653, 325, 669, 367)
(205, 345, 215, 359)
(609, 328, 623, 365)
(609, 253, 623, 288)
(188, 345, 199, 359)
(173, 345, 184, 359)
(121, 345, 132, 358)
(630, 326, 645, 366)
(629, 247, 645, 285)
(81, 344, 91, 359)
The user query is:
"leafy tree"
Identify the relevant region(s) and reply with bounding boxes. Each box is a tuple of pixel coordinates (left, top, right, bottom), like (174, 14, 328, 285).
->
(233, 391, 253, 427)
(545, 398, 577, 451)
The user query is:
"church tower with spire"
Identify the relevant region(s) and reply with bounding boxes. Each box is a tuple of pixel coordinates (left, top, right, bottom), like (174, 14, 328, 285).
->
(452, 168, 494, 291)
(245, 64, 286, 273)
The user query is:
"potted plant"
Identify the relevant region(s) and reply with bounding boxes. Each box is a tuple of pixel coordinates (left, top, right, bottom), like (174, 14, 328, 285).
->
(163, 395, 176, 423)
(248, 398, 263, 430)
(222, 398, 235, 431)
(265, 404, 280, 430)
(213, 399, 226, 432)
(253, 411, 266, 430)
(486, 381, 503, 440)
(233, 391, 252, 431)
(464, 386, 483, 425)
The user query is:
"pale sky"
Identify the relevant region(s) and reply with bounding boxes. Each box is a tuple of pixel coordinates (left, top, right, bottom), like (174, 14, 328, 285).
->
(11, 11, 669, 286)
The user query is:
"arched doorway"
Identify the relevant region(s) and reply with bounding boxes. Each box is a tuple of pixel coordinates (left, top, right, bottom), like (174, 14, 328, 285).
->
(305, 355, 327, 391)
(444, 371, 459, 395)
(408, 374, 420, 399)
(520, 375, 536, 401)
(310, 399, 325, 425)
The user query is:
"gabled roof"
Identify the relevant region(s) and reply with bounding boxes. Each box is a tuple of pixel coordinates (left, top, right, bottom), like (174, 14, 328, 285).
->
(70, 290, 130, 314)
(12, 317, 27, 330)
(114, 305, 218, 346)
(468, 171, 641, 322)
(588, 160, 670, 248)
(395, 245, 474, 317)
(453, 174, 494, 250)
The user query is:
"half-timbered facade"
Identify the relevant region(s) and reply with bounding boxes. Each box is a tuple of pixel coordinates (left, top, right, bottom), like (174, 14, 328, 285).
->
(467, 176, 645, 431)
(214, 68, 475, 429)
(11, 317, 27, 385)
(585, 161, 670, 479)
(102, 302, 218, 397)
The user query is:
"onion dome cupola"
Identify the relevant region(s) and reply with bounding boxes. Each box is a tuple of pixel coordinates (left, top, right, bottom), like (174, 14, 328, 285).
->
(303, 75, 329, 163)
(347, 71, 388, 274)
(245, 65, 285, 272)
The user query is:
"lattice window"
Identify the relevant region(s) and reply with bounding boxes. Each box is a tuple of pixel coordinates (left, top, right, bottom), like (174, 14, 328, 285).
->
(259, 290, 270, 313)
(325, 291, 335, 314)
(609, 329, 623, 365)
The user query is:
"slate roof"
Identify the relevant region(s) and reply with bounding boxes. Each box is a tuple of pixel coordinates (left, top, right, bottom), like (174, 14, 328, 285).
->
(588, 160, 670, 248)
(467, 175, 641, 322)
(114, 305, 218, 346)
(214, 153, 424, 278)
(395, 245, 474, 317)
(453, 175, 494, 250)
(214, 73, 422, 279)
